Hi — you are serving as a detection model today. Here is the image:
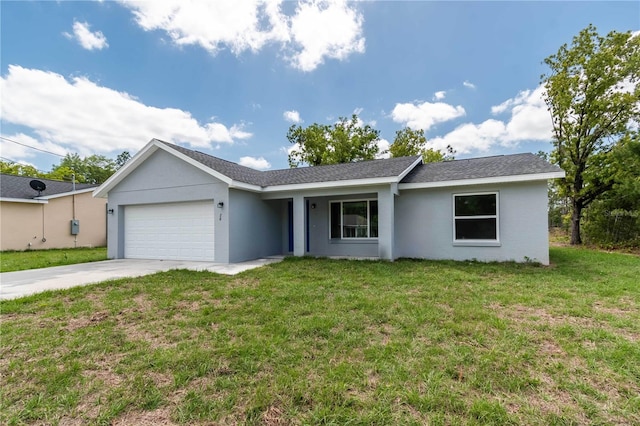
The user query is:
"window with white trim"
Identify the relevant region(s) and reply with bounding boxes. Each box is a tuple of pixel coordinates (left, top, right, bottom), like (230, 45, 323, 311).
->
(453, 192, 499, 241)
(330, 200, 378, 239)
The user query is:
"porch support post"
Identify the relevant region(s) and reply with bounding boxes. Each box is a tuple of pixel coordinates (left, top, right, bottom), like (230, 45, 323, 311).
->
(377, 185, 396, 260)
(293, 194, 305, 257)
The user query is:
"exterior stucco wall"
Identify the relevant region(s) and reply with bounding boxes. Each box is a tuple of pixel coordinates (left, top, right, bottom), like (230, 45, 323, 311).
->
(228, 189, 282, 263)
(394, 181, 550, 264)
(105, 149, 230, 262)
(305, 192, 379, 258)
(0, 192, 107, 251)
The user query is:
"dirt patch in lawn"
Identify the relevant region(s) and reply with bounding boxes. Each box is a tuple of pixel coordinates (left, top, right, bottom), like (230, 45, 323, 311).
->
(112, 407, 176, 426)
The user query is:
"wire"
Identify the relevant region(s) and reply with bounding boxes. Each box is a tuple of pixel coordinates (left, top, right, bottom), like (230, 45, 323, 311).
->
(0, 156, 51, 174)
(0, 136, 66, 158)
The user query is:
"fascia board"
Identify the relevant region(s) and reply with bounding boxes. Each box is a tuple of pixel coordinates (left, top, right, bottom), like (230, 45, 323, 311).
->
(39, 188, 97, 200)
(260, 185, 382, 200)
(261, 176, 398, 193)
(396, 157, 423, 182)
(229, 181, 263, 192)
(0, 197, 48, 204)
(398, 171, 566, 190)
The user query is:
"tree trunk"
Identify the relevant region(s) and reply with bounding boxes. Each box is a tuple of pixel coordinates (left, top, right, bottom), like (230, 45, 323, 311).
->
(570, 201, 583, 245)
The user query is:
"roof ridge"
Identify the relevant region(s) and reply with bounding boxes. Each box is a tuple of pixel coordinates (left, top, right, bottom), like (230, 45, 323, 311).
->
(155, 139, 263, 174)
(447, 152, 537, 162)
(154, 138, 421, 177)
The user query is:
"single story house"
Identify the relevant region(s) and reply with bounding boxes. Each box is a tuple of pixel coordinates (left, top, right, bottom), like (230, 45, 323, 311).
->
(94, 139, 565, 265)
(1, 174, 107, 251)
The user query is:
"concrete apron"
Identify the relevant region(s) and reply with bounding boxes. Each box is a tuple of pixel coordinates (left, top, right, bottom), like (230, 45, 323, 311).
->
(0, 257, 283, 301)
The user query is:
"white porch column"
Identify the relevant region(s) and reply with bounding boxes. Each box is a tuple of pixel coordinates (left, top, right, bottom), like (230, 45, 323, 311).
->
(293, 194, 305, 257)
(377, 185, 396, 260)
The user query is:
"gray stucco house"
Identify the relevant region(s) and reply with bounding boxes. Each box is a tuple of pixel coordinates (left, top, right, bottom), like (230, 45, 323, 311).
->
(94, 139, 564, 265)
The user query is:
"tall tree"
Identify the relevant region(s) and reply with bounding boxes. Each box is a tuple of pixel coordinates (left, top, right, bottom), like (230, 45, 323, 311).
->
(542, 25, 640, 244)
(287, 114, 381, 167)
(389, 127, 454, 163)
(50, 153, 118, 184)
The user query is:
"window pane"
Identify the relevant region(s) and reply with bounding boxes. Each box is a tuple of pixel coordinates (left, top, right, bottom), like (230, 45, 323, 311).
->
(455, 194, 496, 216)
(343, 201, 368, 238)
(369, 201, 378, 238)
(455, 218, 497, 240)
(330, 202, 341, 238)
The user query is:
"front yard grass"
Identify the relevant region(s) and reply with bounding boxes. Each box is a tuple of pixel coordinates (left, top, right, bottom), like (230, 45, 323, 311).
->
(1, 247, 638, 425)
(0, 247, 107, 273)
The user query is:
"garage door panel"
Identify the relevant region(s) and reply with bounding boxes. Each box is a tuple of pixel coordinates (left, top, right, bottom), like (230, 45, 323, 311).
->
(125, 201, 215, 261)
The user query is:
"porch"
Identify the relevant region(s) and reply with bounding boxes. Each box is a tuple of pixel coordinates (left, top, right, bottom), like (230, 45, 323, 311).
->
(264, 184, 398, 261)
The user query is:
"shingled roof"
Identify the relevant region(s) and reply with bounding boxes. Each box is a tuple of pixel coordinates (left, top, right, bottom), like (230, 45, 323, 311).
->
(400, 153, 563, 184)
(161, 140, 420, 187)
(0, 174, 97, 200)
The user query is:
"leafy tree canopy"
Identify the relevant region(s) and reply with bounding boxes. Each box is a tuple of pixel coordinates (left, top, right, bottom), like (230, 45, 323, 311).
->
(389, 127, 454, 163)
(287, 114, 381, 167)
(1, 151, 131, 184)
(542, 24, 640, 244)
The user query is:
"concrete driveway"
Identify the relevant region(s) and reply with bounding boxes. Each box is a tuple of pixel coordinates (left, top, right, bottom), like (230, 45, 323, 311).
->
(0, 257, 283, 301)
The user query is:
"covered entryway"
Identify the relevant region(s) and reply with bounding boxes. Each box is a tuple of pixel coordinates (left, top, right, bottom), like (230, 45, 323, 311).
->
(124, 201, 215, 261)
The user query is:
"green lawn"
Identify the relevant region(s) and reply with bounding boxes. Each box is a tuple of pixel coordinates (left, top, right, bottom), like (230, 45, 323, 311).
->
(0, 247, 107, 272)
(1, 247, 638, 425)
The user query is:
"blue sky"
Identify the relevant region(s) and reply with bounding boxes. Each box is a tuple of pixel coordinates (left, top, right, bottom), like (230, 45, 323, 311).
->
(1, 1, 638, 172)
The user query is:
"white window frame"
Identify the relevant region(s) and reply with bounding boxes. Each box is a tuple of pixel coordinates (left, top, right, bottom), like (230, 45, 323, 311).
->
(329, 198, 379, 240)
(452, 192, 500, 245)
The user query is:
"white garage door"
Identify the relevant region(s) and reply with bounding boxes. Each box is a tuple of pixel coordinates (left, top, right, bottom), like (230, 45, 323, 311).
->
(125, 201, 215, 261)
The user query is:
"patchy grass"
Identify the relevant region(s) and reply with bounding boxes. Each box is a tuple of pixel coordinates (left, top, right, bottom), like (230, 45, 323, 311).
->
(1, 247, 639, 425)
(0, 247, 107, 272)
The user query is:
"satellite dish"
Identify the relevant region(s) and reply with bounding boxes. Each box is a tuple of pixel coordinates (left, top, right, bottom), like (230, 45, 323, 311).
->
(30, 179, 47, 196)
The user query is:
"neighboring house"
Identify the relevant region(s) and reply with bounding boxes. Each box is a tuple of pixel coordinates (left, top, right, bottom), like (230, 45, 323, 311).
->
(0, 174, 107, 251)
(94, 139, 565, 265)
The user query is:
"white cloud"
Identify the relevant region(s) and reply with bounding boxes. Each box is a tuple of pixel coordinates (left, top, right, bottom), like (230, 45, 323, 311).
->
(285, 143, 300, 156)
(288, 0, 365, 71)
(283, 110, 302, 123)
(0, 65, 251, 159)
(239, 156, 271, 170)
(463, 80, 476, 89)
(375, 138, 390, 159)
(502, 85, 552, 144)
(428, 119, 507, 154)
(491, 89, 533, 115)
(429, 85, 553, 154)
(390, 101, 466, 131)
(64, 21, 108, 50)
(433, 91, 446, 101)
(0, 133, 68, 161)
(119, 0, 365, 72)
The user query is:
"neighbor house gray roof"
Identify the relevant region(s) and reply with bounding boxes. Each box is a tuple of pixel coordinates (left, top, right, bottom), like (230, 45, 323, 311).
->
(400, 153, 563, 184)
(161, 140, 421, 187)
(0, 174, 97, 200)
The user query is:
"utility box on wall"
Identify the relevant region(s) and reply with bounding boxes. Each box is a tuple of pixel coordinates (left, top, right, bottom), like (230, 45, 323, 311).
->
(70, 220, 80, 235)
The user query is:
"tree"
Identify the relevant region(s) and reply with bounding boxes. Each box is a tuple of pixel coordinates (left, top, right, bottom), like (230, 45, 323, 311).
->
(50, 153, 118, 184)
(115, 151, 131, 169)
(2, 151, 129, 184)
(389, 127, 454, 163)
(542, 25, 640, 244)
(582, 136, 640, 246)
(0, 160, 43, 177)
(287, 114, 381, 167)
